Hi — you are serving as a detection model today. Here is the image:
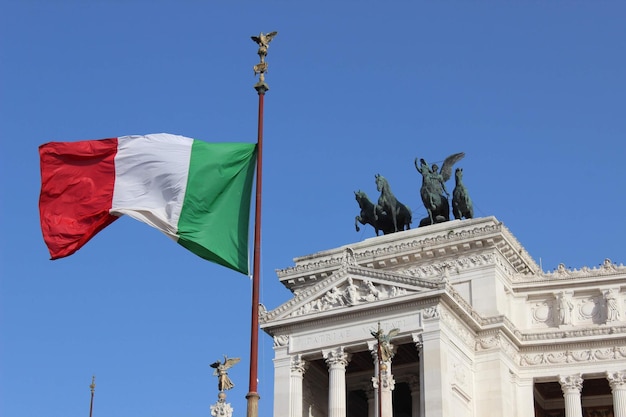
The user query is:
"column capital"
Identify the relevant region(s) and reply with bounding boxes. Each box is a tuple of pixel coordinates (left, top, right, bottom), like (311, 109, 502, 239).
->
(290, 354, 308, 375)
(607, 371, 626, 390)
(559, 374, 583, 393)
(323, 347, 351, 369)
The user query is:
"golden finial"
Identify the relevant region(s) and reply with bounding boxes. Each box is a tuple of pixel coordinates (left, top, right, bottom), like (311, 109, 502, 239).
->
(251, 31, 277, 92)
(90, 375, 96, 393)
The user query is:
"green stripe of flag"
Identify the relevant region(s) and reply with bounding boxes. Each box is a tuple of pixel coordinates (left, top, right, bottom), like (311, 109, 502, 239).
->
(177, 141, 257, 274)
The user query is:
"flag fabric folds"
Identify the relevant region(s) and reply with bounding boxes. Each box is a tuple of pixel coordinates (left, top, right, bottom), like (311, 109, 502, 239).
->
(39, 133, 257, 274)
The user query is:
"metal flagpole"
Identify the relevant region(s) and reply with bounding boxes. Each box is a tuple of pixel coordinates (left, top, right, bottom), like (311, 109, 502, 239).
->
(377, 324, 383, 417)
(89, 376, 95, 417)
(247, 30, 277, 417)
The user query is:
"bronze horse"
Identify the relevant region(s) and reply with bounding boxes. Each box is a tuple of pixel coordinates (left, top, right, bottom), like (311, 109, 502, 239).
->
(374, 174, 412, 233)
(354, 190, 394, 236)
(452, 167, 474, 220)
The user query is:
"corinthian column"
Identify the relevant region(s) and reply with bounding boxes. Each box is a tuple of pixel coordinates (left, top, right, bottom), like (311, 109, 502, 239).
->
(323, 347, 352, 417)
(290, 354, 307, 417)
(607, 371, 626, 417)
(559, 374, 583, 417)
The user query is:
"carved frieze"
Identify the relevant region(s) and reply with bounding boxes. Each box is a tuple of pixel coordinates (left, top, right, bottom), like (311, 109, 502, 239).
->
(403, 253, 498, 280)
(528, 289, 622, 330)
(261, 264, 445, 323)
(519, 345, 626, 367)
(285, 277, 411, 318)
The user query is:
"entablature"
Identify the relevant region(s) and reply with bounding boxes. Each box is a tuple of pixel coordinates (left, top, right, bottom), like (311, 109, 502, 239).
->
(276, 217, 540, 292)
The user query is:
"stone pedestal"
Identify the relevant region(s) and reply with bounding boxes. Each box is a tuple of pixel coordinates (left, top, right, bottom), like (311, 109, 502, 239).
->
(210, 392, 233, 417)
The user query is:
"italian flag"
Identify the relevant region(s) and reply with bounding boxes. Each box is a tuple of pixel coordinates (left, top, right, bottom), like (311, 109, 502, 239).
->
(39, 133, 257, 274)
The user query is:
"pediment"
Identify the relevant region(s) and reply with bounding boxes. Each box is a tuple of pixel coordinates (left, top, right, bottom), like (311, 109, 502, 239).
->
(260, 262, 443, 324)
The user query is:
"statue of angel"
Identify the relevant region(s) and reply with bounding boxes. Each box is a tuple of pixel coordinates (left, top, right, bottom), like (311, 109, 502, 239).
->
(370, 326, 400, 362)
(210, 356, 241, 392)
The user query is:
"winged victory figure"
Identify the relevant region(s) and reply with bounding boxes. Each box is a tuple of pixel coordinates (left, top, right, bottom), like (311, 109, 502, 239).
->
(251, 31, 278, 51)
(414, 152, 465, 226)
(370, 327, 400, 362)
(210, 355, 241, 392)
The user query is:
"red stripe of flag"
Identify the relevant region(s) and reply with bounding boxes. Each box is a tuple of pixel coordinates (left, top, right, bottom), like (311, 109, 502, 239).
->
(39, 138, 120, 259)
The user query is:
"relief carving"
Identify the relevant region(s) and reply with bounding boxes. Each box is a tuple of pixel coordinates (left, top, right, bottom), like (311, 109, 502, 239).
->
(519, 345, 626, 367)
(285, 278, 412, 317)
(531, 302, 551, 325)
(423, 306, 439, 319)
(578, 297, 599, 320)
(605, 288, 621, 323)
(273, 335, 289, 347)
(555, 291, 575, 325)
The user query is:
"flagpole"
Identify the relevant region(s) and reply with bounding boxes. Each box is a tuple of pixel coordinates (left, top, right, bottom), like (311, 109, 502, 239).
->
(376, 324, 383, 417)
(247, 30, 277, 417)
(89, 376, 95, 417)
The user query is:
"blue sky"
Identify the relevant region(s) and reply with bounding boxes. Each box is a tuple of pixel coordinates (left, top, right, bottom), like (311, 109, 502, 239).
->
(1, 2, 625, 417)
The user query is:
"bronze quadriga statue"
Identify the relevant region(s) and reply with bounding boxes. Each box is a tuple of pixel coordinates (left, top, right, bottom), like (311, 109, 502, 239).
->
(354, 152, 473, 235)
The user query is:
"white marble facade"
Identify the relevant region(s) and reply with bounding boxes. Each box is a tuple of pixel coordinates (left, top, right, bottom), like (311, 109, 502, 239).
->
(260, 217, 626, 417)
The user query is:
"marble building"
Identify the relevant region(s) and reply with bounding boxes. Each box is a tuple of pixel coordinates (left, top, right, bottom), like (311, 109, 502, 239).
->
(260, 217, 626, 417)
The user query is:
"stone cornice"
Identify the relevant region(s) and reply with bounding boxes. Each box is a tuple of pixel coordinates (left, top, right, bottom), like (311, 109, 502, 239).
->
(510, 258, 626, 291)
(276, 217, 541, 291)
